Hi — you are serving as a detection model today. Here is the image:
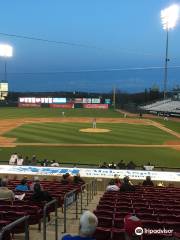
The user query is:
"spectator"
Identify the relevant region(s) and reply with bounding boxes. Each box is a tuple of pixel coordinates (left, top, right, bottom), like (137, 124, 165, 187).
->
(120, 177, 135, 192)
(106, 179, 120, 192)
(73, 174, 85, 184)
(124, 214, 142, 240)
(114, 175, 121, 187)
(143, 162, 154, 171)
(99, 162, 108, 168)
(17, 155, 24, 166)
(15, 179, 29, 191)
(30, 176, 43, 191)
(117, 160, 126, 169)
(0, 178, 14, 201)
(61, 173, 72, 184)
(9, 153, 18, 165)
(61, 211, 98, 240)
(142, 176, 154, 187)
(31, 155, 37, 166)
(157, 182, 165, 187)
(108, 162, 116, 169)
(127, 161, 136, 170)
(41, 158, 49, 167)
(50, 160, 60, 167)
(31, 183, 52, 202)
(24, 156, 30, 165)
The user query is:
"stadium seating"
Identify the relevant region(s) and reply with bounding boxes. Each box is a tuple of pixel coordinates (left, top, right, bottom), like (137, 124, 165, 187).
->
(0, 179, 84, 238)
(140, 99, 180, 115)
(94, 185, 180, 240)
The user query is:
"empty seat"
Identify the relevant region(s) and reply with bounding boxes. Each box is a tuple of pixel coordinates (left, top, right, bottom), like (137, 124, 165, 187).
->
(93, 227, 111, 240)
(97, 217, 112, 228)
(111, 228, 125, 240)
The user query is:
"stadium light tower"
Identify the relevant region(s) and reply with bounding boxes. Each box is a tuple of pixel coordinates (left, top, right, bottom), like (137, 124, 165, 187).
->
(0, 44, 13, 82)
(161, 4, 179, 100)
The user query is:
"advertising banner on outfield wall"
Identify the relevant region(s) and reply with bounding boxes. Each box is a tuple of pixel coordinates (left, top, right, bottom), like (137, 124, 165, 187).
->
(0, 165, 180, 182)
(83, 98, 92, 103)
(50, 103, 74, 108)
(74, 98, 83, 103)
(18, 103, 41, 108)
(19, 97, 67, 104)
(91, 98, 101, 104)
(52, 98, 66, 103)
(83, 104, 109, 109)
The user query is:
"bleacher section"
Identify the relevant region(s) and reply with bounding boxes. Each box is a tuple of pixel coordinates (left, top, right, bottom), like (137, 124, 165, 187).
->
(94, 186, 180, 240)
(141, 99, 180, 116)
(0, 179, 85, 239)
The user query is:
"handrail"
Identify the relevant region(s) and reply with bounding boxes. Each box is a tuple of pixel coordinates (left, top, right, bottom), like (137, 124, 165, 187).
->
(43, 199, 58, 240)
(0, 216, 29, 240)
(80, 183, 86, 214)
(63, 188, 78, 233)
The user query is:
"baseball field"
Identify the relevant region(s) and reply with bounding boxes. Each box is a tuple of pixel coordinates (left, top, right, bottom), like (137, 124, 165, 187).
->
(0, 107, 180, 168)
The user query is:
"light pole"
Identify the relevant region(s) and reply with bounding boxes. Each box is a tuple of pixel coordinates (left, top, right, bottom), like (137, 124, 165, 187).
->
(161, 4, 179, 100)
(0, 44, 13, 82)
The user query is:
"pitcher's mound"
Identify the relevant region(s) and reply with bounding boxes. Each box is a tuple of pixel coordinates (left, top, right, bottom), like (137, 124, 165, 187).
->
(79, 128, 111, 133)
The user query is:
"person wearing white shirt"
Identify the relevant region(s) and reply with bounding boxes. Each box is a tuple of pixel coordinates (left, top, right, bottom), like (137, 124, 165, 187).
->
(16, 155, 24, 166)
(106, 179, 120, 192)
(50, 160, 60, 167)
(9, 153, 18, 165)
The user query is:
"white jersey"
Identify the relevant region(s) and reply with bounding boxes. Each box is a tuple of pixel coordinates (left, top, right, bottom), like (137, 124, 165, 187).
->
(9, 154, 18, 165)
(51, 162, 60, 167)
(17, 158, 24, 166)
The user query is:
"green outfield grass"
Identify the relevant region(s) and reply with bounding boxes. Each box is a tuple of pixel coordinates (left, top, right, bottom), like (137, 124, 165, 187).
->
(0, 146, 179, 167)
(4, 122, 178, 144)
(0, 107, 122, 119)
(0, 108, 179, 168)
(153, 119, 180, 133)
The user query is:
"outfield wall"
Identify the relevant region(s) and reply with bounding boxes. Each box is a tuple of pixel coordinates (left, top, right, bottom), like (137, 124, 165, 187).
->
(18, 97, 110, 109)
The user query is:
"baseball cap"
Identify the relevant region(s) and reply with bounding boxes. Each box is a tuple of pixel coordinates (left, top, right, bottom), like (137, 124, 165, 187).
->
(80, 211, 98, 235)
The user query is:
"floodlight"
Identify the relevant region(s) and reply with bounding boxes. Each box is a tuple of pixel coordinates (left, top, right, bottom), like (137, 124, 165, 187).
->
(0, 44, 13, 57)
(161, 4, 180, 30)
(160, 4, 179, 99)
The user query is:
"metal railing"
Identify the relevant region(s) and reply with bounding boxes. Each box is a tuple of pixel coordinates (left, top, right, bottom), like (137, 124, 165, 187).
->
(86, 179, 97, 206)
(0, 216, 29, 240)
(43, 199, 58, 240)
(63, 189, 78, 233)
(63, 180, 97, 233)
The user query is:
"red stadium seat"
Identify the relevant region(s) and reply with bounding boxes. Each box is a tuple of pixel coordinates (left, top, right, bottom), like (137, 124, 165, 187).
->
(111, 228, 125, 240)
(97, 205, 115, 212)
(113, 218, 124, 228)
(143, 234, 173, 240)
(141, 220, 161, 229)
(97, 217, 112, 228)
(93, 227, 111, 240)
(94, 210, 114, 218)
